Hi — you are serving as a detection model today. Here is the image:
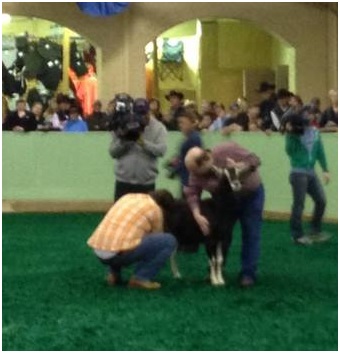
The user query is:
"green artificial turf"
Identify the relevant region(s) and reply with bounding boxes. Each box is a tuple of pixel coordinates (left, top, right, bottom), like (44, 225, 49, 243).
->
(2, 213, 338, 351)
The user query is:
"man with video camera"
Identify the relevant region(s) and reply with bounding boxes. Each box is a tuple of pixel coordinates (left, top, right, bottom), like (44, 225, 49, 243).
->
(109, 94, 167, 201)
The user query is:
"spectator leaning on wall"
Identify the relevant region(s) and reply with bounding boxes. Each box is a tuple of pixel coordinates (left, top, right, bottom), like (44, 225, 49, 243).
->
(3, 98, 37, 132)
(63, 105, 88, 133)
(319, 90, 338, 132)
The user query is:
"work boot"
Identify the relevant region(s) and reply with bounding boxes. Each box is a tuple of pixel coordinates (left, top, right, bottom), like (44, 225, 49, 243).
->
(128, 277, 161, 290)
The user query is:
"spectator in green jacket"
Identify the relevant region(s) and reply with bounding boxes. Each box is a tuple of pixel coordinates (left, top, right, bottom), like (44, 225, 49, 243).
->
(283, 113, 331, 245)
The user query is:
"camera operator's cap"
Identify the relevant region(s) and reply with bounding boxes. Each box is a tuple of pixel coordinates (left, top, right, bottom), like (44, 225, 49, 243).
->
(277, 88, 293, 99)
(165, 90, 184, 101)
(256, 81, 276, 93)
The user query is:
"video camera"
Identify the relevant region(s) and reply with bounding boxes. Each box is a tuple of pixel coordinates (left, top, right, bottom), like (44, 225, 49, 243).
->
(108, 93, 150, 141)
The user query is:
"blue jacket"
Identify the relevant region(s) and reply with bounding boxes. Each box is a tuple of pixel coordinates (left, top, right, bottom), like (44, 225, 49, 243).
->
(64, 119, 88, 133)
(176, 131, 202, 186)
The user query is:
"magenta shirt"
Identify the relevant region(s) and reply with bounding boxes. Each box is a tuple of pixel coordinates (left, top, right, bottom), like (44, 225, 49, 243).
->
(184, 142, 262, 211)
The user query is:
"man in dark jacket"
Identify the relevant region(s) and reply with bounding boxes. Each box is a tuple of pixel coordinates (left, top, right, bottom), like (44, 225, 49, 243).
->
(258, 82, 276, 129)
(87, 100, 109, 131)
(265, 88, 292, 132)
(164, 90, 186, 131)
(3, 99, 37, 132)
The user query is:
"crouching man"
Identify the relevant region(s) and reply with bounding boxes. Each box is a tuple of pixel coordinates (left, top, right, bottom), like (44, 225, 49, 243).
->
(87, 190, 177, 290)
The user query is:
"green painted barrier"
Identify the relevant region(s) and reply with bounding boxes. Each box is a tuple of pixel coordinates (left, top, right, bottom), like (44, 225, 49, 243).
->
(2, 132, 338, 219)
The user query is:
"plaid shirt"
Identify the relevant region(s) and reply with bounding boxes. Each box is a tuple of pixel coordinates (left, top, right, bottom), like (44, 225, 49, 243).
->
(87, 194, 163, 252)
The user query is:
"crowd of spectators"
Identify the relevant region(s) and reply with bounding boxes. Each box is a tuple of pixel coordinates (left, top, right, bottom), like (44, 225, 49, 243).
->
(157, 85, 338, 134)
(2, 83, 338, 133)
(2, 93, 108, 133)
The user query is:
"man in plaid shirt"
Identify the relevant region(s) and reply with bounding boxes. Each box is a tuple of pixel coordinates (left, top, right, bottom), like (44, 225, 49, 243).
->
(88, 190, 177, 290)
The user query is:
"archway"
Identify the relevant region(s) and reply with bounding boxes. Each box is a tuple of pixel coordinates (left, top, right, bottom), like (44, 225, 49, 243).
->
(2, 15, 101, 116)
(145, 18, 296, 111)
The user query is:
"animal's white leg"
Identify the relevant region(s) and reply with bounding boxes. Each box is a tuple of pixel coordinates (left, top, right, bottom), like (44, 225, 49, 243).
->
(170, 251, 182, 279)
(216, 242, 225, 286)
(209, 257, 219, 286)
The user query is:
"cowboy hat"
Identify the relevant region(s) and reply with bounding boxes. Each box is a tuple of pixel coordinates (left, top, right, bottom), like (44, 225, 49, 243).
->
(165, 90, 184, 100)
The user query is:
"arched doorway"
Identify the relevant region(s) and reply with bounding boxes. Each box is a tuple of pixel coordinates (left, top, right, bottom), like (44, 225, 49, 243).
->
(145, 18, 296, 111)
(2, 15, 100, 116)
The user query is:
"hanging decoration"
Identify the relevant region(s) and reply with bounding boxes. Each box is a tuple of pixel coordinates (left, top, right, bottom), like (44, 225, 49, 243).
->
(161, 39, 184, 63)
(76, 2, 129, 17)
(158, 39, 184, 81)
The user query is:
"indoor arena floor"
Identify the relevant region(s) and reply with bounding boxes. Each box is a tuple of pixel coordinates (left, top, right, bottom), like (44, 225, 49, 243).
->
(2, 213, 338, 351)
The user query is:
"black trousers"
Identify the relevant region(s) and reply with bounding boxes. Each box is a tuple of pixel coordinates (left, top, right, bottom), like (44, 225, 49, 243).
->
(114, 181, 156, 201)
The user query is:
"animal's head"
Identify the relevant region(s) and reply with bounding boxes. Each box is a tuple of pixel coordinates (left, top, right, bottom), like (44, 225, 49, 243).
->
(162, 199, 188, 233)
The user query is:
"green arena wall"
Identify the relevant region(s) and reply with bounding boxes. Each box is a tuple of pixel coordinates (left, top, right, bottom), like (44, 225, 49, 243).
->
(2, 132, 338, 221)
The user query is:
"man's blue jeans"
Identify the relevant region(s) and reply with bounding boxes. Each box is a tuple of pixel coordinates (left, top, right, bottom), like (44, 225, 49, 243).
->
(237, 184, 265, 280)
(99, 233, 177, 281)
(289, 172, 326, 239)
(218, 184, 264, 281)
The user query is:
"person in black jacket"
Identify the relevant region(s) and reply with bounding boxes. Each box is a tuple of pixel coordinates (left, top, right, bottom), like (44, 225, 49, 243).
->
(87, 100, 109, 131)
(265, 89, 292, 132)
(164, 90, 186, 131)
(258, 82, 276, 128)
(3, 99, 37, 132)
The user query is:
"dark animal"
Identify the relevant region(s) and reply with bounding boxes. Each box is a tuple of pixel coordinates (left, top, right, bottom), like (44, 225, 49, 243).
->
(165, 168, 240, 286)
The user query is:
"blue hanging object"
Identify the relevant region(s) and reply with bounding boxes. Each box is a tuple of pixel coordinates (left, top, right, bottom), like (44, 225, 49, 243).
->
(77, 2, 129, 17)
(161, 39, 184, 63)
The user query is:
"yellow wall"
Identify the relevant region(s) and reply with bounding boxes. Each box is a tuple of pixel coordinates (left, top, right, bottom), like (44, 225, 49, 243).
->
(217, 20, 274, 69)
(200, 21, 242, 106)
(2, 16, 80, 39)
(161, 20, 197, 38)
(271, 38, 296, 92)
(2, 17, 53, 37)
(200, 19, 298, 107)
(200, 20, 293, 107)
(327, 10, 338, 92)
